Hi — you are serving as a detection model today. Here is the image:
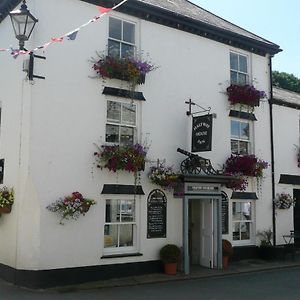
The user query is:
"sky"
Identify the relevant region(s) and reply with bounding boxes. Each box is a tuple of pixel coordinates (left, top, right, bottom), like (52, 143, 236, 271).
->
(190, 0, 300, 78)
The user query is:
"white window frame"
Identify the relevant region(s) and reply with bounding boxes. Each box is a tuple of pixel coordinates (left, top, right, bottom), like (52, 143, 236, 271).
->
(231, 199, 255, 246)
(230, 51, 249, 85)
(103, 196, 139, 255)
(105, 99, 137, 145)
(230, 118, 253, 155)
(108, 16, 136, 58)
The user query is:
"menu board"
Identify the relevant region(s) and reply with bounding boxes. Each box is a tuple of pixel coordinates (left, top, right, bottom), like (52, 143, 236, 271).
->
(147, 189, 167, 239)
(222, 192, 229, 235)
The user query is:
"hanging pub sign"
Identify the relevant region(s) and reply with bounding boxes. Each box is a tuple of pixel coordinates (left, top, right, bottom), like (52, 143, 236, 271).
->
(147, 189, 167, 239)
(191, 114, 213, 152)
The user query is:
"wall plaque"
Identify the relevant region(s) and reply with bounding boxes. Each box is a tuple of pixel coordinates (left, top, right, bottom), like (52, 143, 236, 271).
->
(147, 189, 167, 239)
(191, 114, 213, 152)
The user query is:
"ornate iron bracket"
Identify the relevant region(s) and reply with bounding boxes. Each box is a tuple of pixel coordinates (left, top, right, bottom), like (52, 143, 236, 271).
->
(185, 98, 211, 116)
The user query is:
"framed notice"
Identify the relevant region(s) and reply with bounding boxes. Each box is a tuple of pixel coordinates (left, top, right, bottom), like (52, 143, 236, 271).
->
(191, 114, 213, 152)
(221, 192, 229, 235)
(147, 189, 167, 239)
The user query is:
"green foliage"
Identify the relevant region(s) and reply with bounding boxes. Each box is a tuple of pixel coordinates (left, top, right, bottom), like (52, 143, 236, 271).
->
(272, 71, 300, 93)
(160, 244, 181, 263)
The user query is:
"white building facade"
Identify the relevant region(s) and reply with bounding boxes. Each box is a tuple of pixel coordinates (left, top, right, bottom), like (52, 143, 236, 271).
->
(0, 0, 286, 288)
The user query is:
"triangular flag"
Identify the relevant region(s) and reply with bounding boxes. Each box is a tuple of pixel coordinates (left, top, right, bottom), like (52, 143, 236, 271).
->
(67, 30, 79, 41)
(97, 6, 112, 14)
(51, 37, 64, 43)
(10, 48, 20, 59)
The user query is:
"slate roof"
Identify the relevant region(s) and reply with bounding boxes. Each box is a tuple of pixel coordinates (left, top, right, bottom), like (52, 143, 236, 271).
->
(1, 0, 281, 55)
(273, 87, 300, 106)
(0, 0, 21, 23)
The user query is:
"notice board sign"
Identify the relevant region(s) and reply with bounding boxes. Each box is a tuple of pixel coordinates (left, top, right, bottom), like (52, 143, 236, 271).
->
(191, 114, 213, 152)
(147, 189, 167, 239)
(222, 192, 229, 235)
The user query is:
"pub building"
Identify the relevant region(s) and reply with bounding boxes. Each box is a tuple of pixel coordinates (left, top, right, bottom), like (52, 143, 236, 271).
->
(1, 0, 298, 289)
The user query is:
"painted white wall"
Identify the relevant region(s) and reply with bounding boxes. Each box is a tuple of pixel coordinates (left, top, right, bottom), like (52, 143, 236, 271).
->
(273, 104, 300, 244)
(0, 0, 278, 270)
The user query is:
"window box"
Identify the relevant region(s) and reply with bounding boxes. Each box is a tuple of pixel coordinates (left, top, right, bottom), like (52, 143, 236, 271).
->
(226, 84, 266, 108)
(93, 56, 152, 87)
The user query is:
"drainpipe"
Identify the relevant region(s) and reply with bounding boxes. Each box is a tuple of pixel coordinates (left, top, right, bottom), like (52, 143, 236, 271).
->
(268, 55, 276, 246)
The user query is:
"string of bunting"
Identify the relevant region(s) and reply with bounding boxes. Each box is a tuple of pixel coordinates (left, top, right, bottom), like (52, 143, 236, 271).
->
(0, 0, 127, 59)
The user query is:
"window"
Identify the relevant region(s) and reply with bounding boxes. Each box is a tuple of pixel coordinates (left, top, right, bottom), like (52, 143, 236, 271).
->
(104, 199, 136, 252)
(231, 119, 251, 155)
(108, 17, 135, 58)
(230, 52, 249, 85)
(106, 100, 137, 145)
(232, 200, 254, 242)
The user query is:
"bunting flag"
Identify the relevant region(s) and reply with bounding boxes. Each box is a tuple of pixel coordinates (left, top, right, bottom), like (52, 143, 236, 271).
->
(66, 30, 79, 40)
(0, 0, 128, 59)
(97, 6, 113, 14)
(51, 37, 64, 43)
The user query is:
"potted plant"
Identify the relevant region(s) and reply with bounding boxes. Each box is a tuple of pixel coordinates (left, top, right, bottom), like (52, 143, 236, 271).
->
(46, 191, 96, 225)
(222, 239, 233, 268)
(159, 244, 181, 275)
(257, 229, 275, 260)
(0, 187, 14, 214)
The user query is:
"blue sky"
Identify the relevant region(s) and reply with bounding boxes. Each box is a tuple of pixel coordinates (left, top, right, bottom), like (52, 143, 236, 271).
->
(191, 0, 300, 78)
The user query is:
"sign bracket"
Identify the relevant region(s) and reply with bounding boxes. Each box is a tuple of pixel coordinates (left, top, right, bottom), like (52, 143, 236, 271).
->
(185, 98, 211, 116)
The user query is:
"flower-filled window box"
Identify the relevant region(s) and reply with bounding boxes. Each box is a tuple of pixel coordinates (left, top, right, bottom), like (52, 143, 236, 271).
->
(274, 192, 295, 209)
(226, 84, 266, 108)
(46, 192, 96, 225)
(93, 55, 155, 88)
(224, 154, 268, 191)
(0, 187, 14, 214)
(94, 143, 147, 174)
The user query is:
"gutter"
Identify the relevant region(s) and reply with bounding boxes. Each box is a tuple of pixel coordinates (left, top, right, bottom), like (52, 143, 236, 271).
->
(268, 55, 276, 246)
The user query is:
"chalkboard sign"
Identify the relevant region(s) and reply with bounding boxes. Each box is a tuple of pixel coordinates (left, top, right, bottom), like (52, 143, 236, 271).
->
(222, 192, 229, 235)
(192, 114, 213, 152)
(147, 189, 167, 239)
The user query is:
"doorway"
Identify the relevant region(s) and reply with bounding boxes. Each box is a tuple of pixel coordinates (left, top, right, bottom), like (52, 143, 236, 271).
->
(189, 198, 218, 268)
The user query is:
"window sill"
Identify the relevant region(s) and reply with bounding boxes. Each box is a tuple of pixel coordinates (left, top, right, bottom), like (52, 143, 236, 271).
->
(101, 253, 143, 259)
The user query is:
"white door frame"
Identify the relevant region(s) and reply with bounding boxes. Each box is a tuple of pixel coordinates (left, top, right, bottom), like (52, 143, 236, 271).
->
(183, 188, 222, 274)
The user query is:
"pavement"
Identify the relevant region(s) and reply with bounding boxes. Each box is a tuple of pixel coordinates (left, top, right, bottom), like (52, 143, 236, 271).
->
(55, 251, 300, 293)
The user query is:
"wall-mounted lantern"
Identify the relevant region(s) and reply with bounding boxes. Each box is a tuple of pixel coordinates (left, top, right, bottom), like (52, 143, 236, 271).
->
(9, 0, 38, 50)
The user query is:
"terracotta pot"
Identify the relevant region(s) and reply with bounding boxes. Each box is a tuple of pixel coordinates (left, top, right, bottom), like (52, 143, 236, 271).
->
(222, 256, 229, 268)
(0, 205, 12, 214)
(164, 262, 177, 275)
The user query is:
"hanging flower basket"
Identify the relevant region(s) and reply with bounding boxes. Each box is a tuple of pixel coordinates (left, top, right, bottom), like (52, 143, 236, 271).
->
(46, 191, 96, 225)
(148, 164, 180, 190)
(274, 192, 295, 209)
(0, 204, 12, 214)
(226, 84, 266, 108)
(0, 187, 14, 215)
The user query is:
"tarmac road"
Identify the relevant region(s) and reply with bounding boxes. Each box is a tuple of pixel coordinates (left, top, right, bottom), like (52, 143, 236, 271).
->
(1, 266, 300, 300)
